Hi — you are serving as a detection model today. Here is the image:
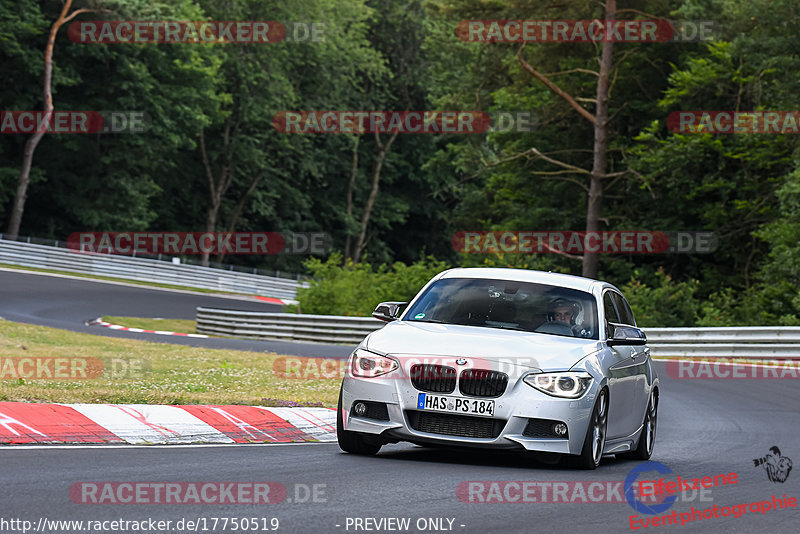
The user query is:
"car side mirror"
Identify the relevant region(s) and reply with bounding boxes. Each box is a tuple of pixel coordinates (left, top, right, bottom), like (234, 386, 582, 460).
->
(372, 301, 408, 322)
(606, 322, 647, 346)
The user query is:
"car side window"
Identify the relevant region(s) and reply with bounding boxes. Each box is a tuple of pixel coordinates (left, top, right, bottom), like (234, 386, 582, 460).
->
(621, 295, 636, 326)
(612, 292, 636, 326)
(603, 291, 619, 338)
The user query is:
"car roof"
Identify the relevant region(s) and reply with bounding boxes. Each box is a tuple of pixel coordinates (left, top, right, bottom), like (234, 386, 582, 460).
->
(437, 267, 604, 294)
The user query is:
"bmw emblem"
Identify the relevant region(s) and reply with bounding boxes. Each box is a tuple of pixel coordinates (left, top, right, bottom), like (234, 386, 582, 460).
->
(455, 358, 468, 366)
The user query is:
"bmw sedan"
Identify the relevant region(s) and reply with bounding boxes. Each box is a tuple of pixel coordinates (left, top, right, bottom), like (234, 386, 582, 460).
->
(336, 267, 658, 469)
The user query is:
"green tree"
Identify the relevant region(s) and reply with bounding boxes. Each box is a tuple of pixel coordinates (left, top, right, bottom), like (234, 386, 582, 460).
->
(1, 0, 229, 236)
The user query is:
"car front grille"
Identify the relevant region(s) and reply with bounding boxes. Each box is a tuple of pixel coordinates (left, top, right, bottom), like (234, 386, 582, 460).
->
(406, 410, 505, 438)
(458, 369, 509, 397)
(410, 364, 456, 393)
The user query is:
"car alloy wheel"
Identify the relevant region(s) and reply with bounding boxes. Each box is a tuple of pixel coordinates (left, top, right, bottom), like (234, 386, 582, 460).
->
(591, 390, 608, 464)
(576, 388, 608, 469)
(644, 394, 657, 456)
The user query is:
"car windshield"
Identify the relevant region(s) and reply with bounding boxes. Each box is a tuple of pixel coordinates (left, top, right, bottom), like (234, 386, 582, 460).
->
(403, 277, 598, 339)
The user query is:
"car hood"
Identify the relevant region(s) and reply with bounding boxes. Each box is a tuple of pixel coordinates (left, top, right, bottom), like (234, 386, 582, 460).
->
(365, 321, 601, 372)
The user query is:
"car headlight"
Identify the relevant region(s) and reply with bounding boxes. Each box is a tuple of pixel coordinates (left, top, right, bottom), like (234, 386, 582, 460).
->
(524, 371, 593, 398)
(350, 349, 398, 378)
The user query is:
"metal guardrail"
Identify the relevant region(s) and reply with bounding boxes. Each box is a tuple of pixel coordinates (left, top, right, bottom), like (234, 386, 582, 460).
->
(196, 308, 384, 343)
(195, 308, 800, 355)
(648, 344, 800, 358)
(644, 327, 800, 343)
(0, 240, 304, 299)
(0, 234, 305, 279)
(644, 327, 800, 358)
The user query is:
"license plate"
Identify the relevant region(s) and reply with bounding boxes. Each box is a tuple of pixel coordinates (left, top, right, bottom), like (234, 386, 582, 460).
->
(417, 393, 495, 417)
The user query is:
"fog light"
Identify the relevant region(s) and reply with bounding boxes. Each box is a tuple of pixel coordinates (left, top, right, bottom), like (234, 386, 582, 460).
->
(354, 402, 367, 416)
(553, 423, 568, 437)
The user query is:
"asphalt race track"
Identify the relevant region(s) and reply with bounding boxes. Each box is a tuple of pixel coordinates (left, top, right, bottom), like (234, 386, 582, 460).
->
(1, 269, 799, 533)
(0, 269, 353, 357)
(1, 363, 798, 533)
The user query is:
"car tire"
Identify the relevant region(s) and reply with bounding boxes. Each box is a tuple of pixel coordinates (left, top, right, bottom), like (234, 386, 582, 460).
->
(336, 388, 382, 456)
(620, 390, 658, 461)
(574, 388, 608, 470)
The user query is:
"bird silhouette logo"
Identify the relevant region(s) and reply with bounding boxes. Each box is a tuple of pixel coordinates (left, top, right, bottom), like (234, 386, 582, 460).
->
(753, 446, 792, 483)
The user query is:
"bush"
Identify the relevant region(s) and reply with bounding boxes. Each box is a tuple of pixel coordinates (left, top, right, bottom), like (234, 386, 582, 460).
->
(623, 269, 800, 327)
(621, 269, 701, 327)
(291, 253, 450, 316)
(697, 284, 800, 326)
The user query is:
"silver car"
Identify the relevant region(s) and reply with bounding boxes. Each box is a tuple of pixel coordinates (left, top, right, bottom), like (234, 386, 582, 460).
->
(336, 267, 658, 469)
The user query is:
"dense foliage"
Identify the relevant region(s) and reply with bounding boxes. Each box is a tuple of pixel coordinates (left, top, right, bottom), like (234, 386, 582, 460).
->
(2, 0, 799, 324)
(291, 253, 448, 316)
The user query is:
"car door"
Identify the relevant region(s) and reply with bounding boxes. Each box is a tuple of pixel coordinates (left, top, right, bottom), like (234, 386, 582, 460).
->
(613, 292, 650, 430)
(602, 290, 640, 439)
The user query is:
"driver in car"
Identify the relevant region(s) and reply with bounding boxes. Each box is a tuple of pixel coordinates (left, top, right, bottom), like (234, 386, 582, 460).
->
(545, 297, 591, 338)
(550, 299, 576, 325)
(549, 297, 578, 325)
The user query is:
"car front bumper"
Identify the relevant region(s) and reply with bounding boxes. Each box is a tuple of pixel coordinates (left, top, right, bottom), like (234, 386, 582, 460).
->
(340, 368, 601, 455)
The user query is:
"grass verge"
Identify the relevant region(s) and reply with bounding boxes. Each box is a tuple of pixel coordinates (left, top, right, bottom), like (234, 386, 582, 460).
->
(0, 319, 339, 406)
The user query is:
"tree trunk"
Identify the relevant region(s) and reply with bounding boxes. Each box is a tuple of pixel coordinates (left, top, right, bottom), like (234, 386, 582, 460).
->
(582, 0, 615, 279)
(517, 1, 619, 279)
(199, 127, 233, 266)
(343, 135, 359, 261)
(215, 171, 262, 264)
(352, 131, 398, 264)
(7, 132, 46, 240)
(203, 204, 218, 265)
(6, 0, 74, 239)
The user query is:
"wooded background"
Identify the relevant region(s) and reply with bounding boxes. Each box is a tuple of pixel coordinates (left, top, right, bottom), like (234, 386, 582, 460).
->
(2, 0, 799, 325)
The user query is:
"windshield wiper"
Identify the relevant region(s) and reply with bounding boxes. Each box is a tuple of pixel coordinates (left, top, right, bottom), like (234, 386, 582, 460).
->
(487, 325, 528, 331)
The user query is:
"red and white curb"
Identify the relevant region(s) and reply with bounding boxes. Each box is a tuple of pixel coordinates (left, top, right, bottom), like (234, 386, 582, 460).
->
(254, 296, 298, 306)
(0, 402, 335, 444)
(86, 317, 208, 338)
